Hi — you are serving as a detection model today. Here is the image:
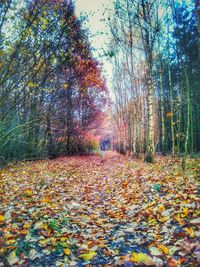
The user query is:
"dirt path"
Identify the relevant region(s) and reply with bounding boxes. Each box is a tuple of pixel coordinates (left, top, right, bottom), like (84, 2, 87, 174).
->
(0, 152, 199, 266)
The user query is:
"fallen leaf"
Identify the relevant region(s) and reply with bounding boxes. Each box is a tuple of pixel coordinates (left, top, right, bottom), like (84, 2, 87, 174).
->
(42, 197, 50, 203)
(0, 214, 5, 222)
(7, 251, 19, 266)
(131, 252, 153, 264)
(184, 227, 195, 238)
(24, 189, 33, 196)
(64, 248, 71, 255)
(157, 244, 169, 255)
(79, 251, 97, 260)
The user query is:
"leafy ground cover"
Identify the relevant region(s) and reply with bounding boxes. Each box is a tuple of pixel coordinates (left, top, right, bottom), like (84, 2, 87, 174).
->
(0, 152, 199, 266)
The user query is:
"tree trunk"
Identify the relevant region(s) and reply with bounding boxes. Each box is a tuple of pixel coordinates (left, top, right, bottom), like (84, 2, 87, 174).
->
(168, 64, 175, 156)
(182, 68, 191, 170)
(145, 62, 154, 163)
(159, 67, 166, 155)
(194, 0, 200, 62)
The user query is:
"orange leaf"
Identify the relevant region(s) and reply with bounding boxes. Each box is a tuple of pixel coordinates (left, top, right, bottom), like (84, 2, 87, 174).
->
(166, 112, 171, 117)
(42, 197, 50, 203)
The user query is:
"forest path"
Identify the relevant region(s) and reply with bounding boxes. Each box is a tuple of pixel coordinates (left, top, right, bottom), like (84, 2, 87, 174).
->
(0, 153, 199, 266)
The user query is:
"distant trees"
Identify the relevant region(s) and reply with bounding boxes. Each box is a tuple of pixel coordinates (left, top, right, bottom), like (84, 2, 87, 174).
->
(109, 0, 200, 161)
(0, 0, 107, 165)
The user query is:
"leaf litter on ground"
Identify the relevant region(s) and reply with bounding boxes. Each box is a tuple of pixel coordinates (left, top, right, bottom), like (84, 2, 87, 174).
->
(0, 152, 199, 266)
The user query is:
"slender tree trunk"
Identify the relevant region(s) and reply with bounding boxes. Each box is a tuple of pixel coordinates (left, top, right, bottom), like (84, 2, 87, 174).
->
(159, 67, 166, 155)
(46, 115, 53, 157)
(189, 91, 194, 153)
(194, 0, 200, 62)
(176, 65, 183, 156)
(182, 68, 191, 170)
(166, 0, 175, 157)
(168, 64, 175, 156)
(66, 85, 73, 154)
(177, 93, 181, 155)
(133, 118, 137, 155)
(127, 0, 139, 156)
(145, 61, 154, 163)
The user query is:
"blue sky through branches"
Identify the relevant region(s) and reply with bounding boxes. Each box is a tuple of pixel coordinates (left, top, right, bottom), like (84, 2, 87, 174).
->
(75, 0, 114, 89)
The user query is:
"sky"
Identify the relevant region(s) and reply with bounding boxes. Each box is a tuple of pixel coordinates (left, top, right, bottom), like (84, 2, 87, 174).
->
(74, 0, 114, 90)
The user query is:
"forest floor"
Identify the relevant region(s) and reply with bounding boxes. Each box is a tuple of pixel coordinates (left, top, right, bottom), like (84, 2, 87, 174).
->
(0, 152, 199, 267)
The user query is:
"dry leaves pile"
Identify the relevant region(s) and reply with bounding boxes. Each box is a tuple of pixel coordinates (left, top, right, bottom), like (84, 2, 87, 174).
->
(0, 152, 199, 266)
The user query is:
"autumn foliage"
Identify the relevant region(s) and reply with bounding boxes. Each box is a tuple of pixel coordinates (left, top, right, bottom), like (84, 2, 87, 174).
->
(0, 0, 108, 164)
(0, 153, 199, 265)
(75, 58, 106, 90)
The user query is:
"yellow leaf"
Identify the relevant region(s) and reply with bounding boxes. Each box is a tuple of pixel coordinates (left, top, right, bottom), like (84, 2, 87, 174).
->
(97, 219, 104, 225)
(148, 218, 157, 225)
(39, 238, 50, 246)
(41, 17, 48, 25)
(42, 223, 48, 230)
(28, 82, 34, 87)
(28, 82, 37, 88)
(24, 189, 33, 196)
(159, 216, 170, 223)
(64, 248, 71, 255)
(157, 244, 169, 255)
(42, 197, 50, 203)
(106, 189, 110, 193)
(158, 205, 165, 212)
(5, 239, 16, 245)
(131, 252, 153, 264)
(184, 227, 195, 238)
(79, 251, 97, 260)
(0, 215, 5, 222)
(51, 203, 56, 208)
(148, 201, 157, 207)
(63, 83, 68, 88)
(23, 222, 31, 228)
(174, 214, 184, 225)
(181, 207, 189, 217)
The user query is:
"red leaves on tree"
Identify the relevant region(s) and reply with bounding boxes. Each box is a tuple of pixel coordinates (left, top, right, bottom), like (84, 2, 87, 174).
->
(75, 57, 106, 91)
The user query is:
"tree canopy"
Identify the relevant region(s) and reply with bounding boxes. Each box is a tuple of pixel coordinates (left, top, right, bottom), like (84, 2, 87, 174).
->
(0, 0, 108, 165)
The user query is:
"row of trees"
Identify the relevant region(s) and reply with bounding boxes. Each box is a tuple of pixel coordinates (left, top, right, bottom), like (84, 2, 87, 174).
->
(109, 0, 200, 162)
(0, 0, 107, 166)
